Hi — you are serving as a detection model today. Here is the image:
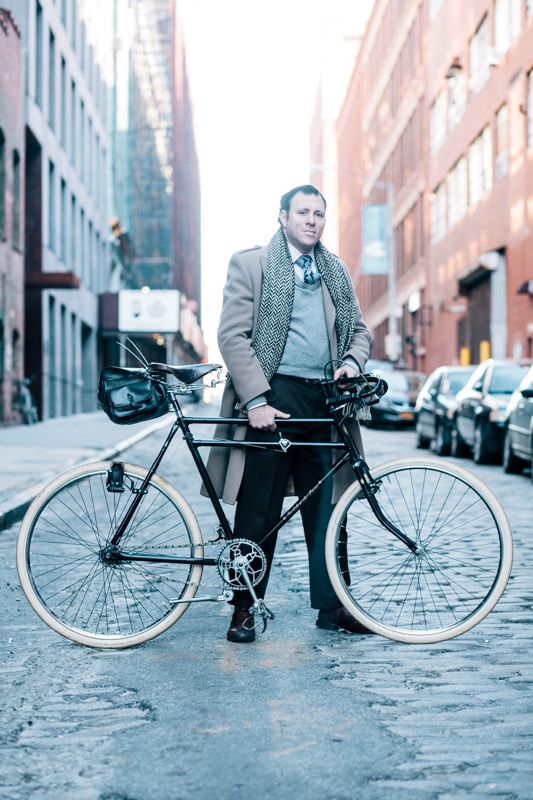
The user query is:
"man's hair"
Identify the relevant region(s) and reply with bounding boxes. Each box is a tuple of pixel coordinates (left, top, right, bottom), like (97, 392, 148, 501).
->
(278, 185, 326, 223)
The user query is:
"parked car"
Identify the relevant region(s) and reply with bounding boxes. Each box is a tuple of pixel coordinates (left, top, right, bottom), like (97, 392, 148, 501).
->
(502, 364, 533, 479)
(452, 359, 529, 463)
(415, 365, 475, 453)
(367, 367, 424, 426)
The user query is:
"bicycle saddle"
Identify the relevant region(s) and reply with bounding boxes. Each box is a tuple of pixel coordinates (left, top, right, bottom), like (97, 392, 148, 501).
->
(149, 362, 221, 384)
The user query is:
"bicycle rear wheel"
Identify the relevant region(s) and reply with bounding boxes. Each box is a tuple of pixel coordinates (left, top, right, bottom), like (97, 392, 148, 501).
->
(17, 462, 203, 648)
(326, 458, 512, 643)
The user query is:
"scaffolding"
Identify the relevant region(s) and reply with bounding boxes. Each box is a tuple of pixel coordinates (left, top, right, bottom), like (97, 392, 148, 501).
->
(130, 0, 174, 289)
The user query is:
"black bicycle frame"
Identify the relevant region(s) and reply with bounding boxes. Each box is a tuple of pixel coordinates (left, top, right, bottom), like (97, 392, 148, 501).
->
(112, 385, 417, 569)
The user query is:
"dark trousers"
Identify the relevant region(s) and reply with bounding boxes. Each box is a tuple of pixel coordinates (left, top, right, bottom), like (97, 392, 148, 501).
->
(231, 374, 341, 611)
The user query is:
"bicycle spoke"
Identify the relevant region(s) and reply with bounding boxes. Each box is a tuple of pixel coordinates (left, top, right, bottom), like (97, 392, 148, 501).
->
(331, 462, 509, 639)
(24, 466, 200, 642)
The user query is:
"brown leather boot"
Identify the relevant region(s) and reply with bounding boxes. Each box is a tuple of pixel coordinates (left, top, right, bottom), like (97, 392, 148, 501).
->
(227, 607, 256, 643)
(316, 607, 376, 634)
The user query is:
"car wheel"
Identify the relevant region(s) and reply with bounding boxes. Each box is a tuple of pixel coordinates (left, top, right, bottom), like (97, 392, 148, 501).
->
(451, 428, 469, 458)
(473, 424, 490, 464)
(502, 430, 523, 474)
(434, 424, 450, 456)
(415, 421, 431, 449)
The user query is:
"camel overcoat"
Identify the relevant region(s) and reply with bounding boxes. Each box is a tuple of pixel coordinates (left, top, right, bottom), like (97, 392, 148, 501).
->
(202, 243, 372, 505)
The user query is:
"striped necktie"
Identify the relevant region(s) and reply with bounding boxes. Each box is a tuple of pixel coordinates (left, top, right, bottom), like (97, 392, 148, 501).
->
(295, 254, 319, 285)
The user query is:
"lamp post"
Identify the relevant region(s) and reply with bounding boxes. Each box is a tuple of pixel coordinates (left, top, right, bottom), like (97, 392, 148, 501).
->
(310, 164, 399, 361)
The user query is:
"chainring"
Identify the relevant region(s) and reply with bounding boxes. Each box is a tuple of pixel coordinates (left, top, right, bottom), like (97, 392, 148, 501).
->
(217, 539, 267, 591)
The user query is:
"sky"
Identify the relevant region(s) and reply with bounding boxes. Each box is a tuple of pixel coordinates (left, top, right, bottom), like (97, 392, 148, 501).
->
(180, 0, 375, 360)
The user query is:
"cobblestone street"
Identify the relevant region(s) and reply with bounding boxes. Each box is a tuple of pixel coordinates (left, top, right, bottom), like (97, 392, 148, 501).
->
(1, 417, 532, 800)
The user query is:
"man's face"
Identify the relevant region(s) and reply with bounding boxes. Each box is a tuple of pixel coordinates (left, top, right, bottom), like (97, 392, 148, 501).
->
(279, 192, 326, 253)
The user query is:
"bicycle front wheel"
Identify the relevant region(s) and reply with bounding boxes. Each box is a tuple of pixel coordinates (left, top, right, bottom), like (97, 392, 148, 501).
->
(326, 458, 512, 644)
(17, 462, 203, 648)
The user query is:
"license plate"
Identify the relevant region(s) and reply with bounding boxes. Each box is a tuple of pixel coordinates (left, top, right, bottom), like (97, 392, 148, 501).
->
(399, 412, 415, 420)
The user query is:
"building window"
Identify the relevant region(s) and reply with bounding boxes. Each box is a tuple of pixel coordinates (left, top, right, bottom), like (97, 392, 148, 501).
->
(88, 118, 93, 195)
(80, 207, 85, 280)
(49, 296, 56, 418)
(469, 15, 490, 97)
(101, 148, 106, 208)
(80, 20, 86, 72)
(48, 29, 55, 130)
(35, 2, 43, 108)
(0, 129, 5, 238)
(494, 0, 521, 56)
(60, 179, 67, 262)
(528, 69, 533, 147)
(70, 194, 76, 270)
(70, 313, 77, 414)
(80, 100, 85, 182)
(495, 104, 509, 179)
(430, 90, 447, 154)
(469, 126, 493, 206)
(71, 0, 76, 50)
(70, 80, 76, 165)
(96, 231, 100, 293)
(448, 71, 466, 131)
(60, 57, 66, 147)
(88, 45, 93, 93)
(95, 134, 100, 203)
(48, 160, 56, 252)
(431, 182, 447, 243)
(12, 150, 21, 248)
(95, 64, 100, 110)
(447, 156, 467, 227)
(88, 220, 93, 288)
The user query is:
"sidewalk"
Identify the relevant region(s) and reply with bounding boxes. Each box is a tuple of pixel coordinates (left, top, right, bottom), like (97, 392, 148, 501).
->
(0, 409, 178, 531)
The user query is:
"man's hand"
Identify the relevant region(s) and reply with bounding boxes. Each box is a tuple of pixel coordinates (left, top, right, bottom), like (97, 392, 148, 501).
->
(333, 363, 361, 389)
(248, 404, 290, 432)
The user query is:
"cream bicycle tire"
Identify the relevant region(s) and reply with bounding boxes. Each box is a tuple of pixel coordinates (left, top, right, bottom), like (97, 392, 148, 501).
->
(17, 462, 204, 649)
(326, 457, 513, 644)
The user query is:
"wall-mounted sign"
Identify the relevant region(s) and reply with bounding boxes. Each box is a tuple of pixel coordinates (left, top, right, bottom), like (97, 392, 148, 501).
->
(361, 204, 389, 275)
(118, 290, 180, 333)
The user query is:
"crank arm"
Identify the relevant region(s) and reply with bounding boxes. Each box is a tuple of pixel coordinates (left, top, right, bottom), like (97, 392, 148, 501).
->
(169, 589, 234, 604)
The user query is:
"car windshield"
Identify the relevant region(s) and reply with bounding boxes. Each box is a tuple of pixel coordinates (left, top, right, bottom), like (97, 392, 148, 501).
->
(441, 372, 472, 395)
(374, 369, 409, 392)
(489, 366, 527, 394)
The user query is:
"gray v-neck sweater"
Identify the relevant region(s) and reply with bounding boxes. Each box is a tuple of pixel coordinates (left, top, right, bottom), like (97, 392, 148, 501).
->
(276, 274, 331, 380)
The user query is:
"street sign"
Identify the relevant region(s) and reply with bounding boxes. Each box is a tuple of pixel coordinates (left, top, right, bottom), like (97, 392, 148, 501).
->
(118, 290, 180, 333)
(362, 204, 389, 274)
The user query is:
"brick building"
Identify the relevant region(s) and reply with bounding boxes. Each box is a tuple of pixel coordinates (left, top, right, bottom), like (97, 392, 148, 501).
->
(0, 9, 25, 422)
(426, 0, 533, 369)
(4, 0, 114, 419)
(337, 0, 428, 370)
(337, 0, 533, 373)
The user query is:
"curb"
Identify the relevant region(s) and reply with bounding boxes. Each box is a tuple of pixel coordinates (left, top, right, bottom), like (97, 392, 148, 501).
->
(0, 414, 174, 532)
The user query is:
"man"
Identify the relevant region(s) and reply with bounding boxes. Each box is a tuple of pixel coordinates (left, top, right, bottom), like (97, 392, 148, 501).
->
(205, 185, 372, 642)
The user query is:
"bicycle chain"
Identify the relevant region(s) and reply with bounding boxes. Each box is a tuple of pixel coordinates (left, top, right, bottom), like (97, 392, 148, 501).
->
(125, 537, 224, 550)
(122, 538, 227, 589)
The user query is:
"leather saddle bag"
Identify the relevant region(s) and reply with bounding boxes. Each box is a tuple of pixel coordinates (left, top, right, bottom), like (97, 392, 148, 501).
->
(98, 367, 169, 425)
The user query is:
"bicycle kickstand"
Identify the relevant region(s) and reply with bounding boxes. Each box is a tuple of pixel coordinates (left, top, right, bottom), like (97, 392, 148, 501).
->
(235, 559, 275, 633)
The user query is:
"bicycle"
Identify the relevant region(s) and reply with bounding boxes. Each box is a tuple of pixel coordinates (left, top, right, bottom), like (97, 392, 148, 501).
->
(16, 362, 513, 649)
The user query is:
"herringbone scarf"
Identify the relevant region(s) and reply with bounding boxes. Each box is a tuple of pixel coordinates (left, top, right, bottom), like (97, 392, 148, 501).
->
(252, 227, 358, 382)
